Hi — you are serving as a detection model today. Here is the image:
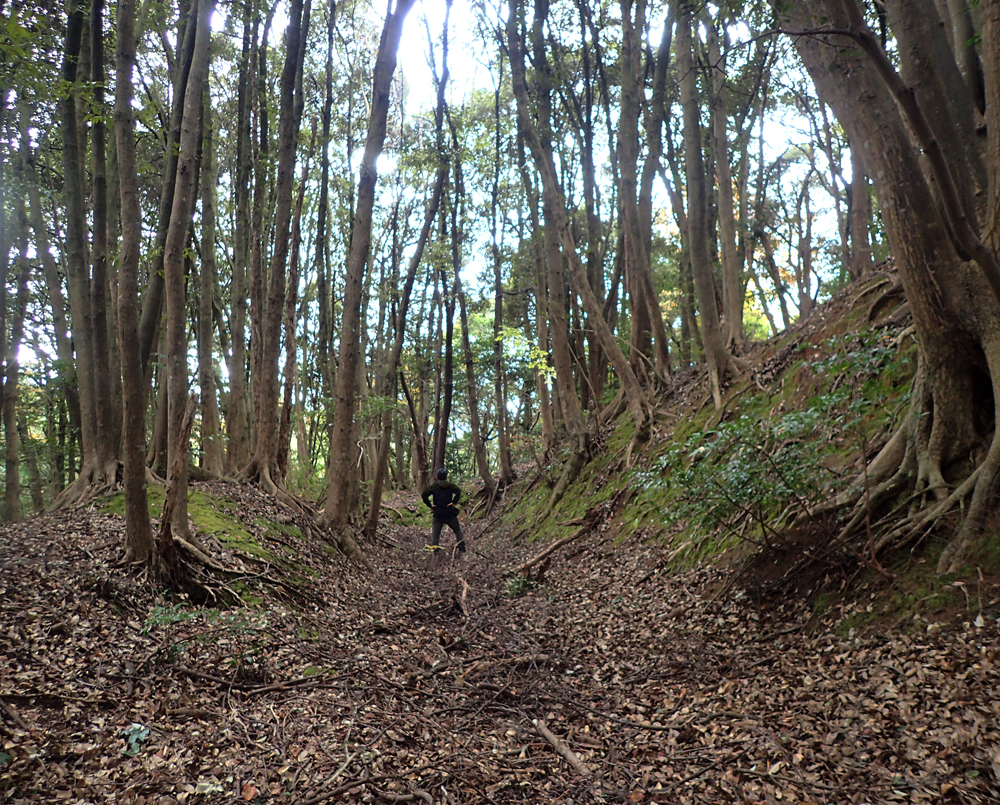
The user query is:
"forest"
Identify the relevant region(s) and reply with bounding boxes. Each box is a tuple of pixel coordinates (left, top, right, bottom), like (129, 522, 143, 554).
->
(1, 0, 1000, 801)
(0, 0, 996, 571)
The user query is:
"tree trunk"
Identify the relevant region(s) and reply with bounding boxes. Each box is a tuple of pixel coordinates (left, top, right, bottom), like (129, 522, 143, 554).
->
(452, 146, 496, 496)
(198, 81, 224, 476)
(137, 0, 197, 373)
(59, 1, 99, 493)
(115, 0, 155, 566)
(163, 0, 213, 541)
(227, 9, 254, 474)
(489, 67, 515, 487)
(17, 411, 45, 514)
(849, 145, 875, 278)
(706, 17, 743, 347)
(90, 0, 116, 481)
(678, 5, 741, 409)
(4, 205, 30, 522)
(278, 112, 316, 479)
(244, 0, 309, 496)
(321, 0, 416, 560)
(771, 0, 1000, 572)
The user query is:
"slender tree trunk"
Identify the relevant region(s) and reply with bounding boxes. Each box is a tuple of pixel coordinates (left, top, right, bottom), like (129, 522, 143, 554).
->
(198, 82, 224, 476)
(278, 118, 316, 479)
(678, 5, 740, 409)
(706, 17, 743, 347)
(163, 0, 213, 540)
(59, 1, 99, 487)
(227, 10, 254, 473)
(4, 207, 30, 522)
(490, 63, 515, 486)
(90, 0, 116, 481)
(517, 140, 555, 456)
(137, 0, 197, 373)
(115, 0, 154, 565)
(246, 0, 310, 496)
(315, 0, 337, 440)
(850, 145, 875, 277)
(322, 0, 416, 560)
(17, 411, 44, 514)
(619, 0, 672, 380)
(451, 150, 496, 496)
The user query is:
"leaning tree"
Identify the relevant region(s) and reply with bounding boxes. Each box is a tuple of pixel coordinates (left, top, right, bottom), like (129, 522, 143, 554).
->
(770, 0, 1000, 572)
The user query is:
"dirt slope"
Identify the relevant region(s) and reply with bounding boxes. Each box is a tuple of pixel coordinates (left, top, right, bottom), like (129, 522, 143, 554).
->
(2, 484, 999, 804)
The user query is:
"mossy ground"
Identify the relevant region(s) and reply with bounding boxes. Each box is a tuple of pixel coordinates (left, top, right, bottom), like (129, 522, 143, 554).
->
(101, 485, 316, 602)
(496, 278, 998, 626)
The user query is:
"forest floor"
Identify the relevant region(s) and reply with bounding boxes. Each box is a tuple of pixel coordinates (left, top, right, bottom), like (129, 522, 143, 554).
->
(2, 482, 1000, 805)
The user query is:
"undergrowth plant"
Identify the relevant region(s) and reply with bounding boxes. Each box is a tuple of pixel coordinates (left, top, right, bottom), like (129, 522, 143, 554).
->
(637, 329, 913, 549)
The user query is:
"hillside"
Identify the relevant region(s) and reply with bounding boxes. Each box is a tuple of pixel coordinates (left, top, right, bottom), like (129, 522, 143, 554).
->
(2, 268, 1000, 804)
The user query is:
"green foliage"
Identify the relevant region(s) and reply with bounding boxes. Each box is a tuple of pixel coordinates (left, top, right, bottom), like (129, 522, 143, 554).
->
(503, 575, 538, 598)
(637, 330, 913, 543)
(121, 723, 150, 758)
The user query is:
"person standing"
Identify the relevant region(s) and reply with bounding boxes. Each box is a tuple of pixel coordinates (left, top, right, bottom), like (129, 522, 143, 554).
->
(421, 467, 467, 554)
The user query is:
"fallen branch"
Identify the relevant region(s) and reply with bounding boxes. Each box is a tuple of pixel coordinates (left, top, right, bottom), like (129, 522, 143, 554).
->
(532, 718, 590, 776)
(509, 527, 589, 577)
(372, 788, 433, 804)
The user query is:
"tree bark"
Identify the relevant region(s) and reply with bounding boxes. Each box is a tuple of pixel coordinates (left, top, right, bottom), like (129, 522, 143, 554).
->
(90, 0, 116, 480)
(3, 205, 30, 522)
(706, 17, 743, 347)
(163, 0, 213, 540)
(678, 5, 741, 409)
(198, 81, 224, 476)
(115, 0, 154, 566)
(59, 0, 99, 488)
(771, 0, 1000, 572)
(244, 0, 309, 496)
(227, 9, 254, 474)
(322, 0, 416, 556)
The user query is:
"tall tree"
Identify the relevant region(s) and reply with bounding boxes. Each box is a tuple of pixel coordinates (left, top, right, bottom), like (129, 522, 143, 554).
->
(678, 4, 743, 410)
(115, 0, 154, 566)
(243, 0, 311, 498)
(163, 0, 213, 540)
(321, 0, 416, 559)
(198, 80, 224, 476)
(770, 0, 1000, 572)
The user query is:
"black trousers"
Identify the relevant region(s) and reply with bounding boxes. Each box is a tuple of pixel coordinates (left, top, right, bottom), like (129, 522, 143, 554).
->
(431, 515, 467, 552)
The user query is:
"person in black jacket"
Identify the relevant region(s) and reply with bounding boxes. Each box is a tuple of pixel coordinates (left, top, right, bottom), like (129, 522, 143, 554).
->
(421, 467, 467, 554)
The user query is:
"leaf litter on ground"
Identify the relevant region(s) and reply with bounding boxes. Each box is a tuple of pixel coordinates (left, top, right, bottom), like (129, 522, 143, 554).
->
(1, 481, 999, 804)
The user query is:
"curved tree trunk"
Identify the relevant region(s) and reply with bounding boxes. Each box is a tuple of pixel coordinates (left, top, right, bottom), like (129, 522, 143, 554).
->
(772, 0, 1000, 572)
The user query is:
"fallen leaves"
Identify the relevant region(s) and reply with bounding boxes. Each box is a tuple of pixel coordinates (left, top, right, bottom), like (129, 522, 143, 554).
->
(1, 483, 998, 803)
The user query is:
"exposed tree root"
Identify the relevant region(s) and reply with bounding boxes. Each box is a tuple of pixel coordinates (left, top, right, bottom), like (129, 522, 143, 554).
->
(783, 351, 999, 578)
(937, 426, 1000, 572)
(51, 459, 122, 510)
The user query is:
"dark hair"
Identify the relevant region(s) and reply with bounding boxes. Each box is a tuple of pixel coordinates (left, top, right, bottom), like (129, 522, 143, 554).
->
(436, 467, 448, 480)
